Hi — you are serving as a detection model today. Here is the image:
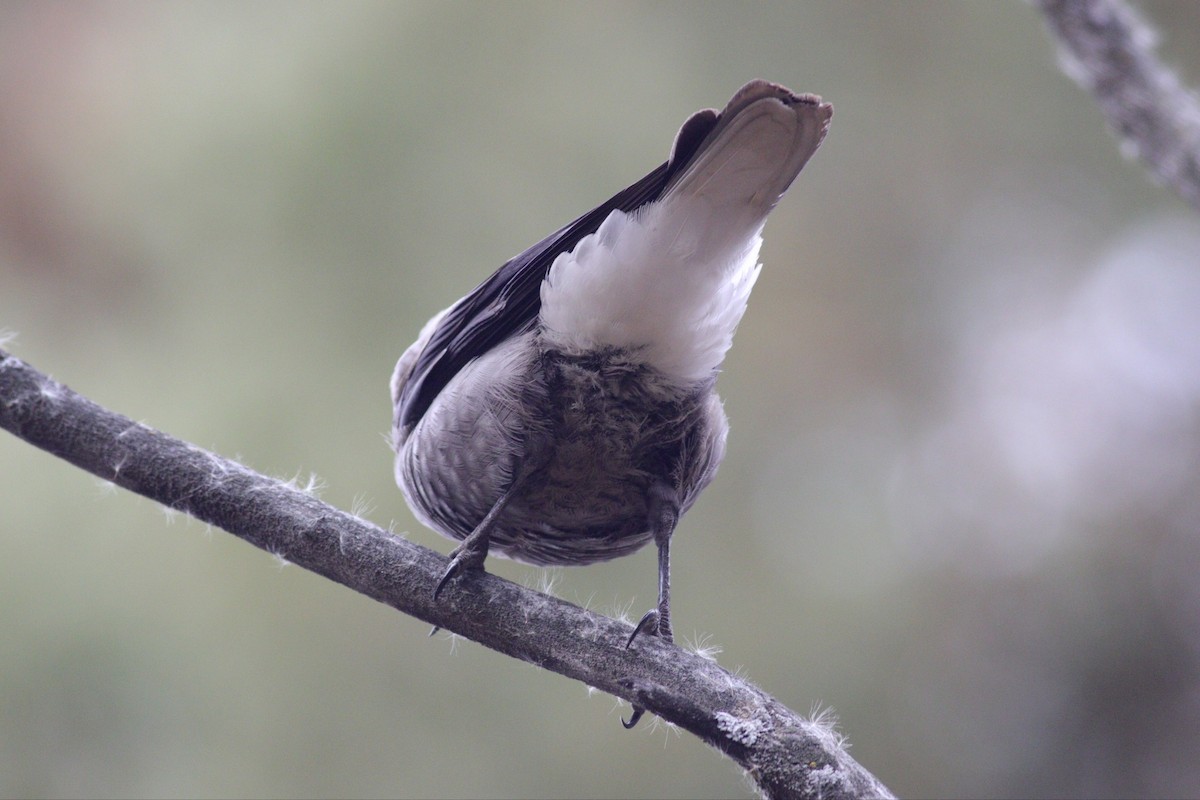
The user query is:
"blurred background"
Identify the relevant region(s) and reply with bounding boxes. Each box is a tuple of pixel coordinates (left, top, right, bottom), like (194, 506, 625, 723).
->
(2, 2, 1199, 797)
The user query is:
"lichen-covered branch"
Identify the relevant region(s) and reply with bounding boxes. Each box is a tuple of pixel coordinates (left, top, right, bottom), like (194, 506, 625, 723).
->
(1036, 0, 1200, 210)
(0, 348, 892, 800)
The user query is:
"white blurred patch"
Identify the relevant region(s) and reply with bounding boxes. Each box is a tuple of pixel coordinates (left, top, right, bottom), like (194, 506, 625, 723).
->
(891, 214, 1200, 575)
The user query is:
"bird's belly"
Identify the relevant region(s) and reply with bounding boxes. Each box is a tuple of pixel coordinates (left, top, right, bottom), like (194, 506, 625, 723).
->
(403, 405, 658, 566)
(398, 341, 715, 567)
(495, 435, 658, 566)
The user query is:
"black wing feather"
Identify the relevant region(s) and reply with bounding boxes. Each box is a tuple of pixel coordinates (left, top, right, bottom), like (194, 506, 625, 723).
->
(396, 108, 720, 431)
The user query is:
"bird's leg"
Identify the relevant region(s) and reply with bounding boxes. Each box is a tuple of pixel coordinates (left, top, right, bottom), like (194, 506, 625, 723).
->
(623, 481, 681, 729)
(433, 486, 514, 600)
(433, 432, 552, 601)
(627, 482, 680, 646)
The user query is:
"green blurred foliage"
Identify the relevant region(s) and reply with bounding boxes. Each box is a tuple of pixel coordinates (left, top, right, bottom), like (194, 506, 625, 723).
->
(2, 2, 1199, 797)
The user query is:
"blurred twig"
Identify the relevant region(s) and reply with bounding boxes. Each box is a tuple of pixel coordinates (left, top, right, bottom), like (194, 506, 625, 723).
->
(1036, 0, 1200, 210)
(0, 347, 893, 800)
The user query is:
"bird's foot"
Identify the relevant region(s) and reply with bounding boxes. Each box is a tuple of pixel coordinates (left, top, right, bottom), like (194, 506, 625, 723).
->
(622, 608, 673, 729)
(433, 540, 488, 600)
(625, 607, 673, 649)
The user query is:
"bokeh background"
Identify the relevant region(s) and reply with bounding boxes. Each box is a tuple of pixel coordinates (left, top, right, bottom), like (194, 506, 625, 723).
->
(3, 2, 1199, 798)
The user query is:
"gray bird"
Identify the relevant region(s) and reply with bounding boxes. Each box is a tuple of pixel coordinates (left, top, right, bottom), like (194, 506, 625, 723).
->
(391, 80, 831, 724)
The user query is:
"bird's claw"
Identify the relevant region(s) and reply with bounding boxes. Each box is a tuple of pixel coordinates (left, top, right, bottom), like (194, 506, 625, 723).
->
(622, 707, 646, 729)
(433, 543, 487, 600)
(626, 608, 659, 649)
(623, 608, 673, 729)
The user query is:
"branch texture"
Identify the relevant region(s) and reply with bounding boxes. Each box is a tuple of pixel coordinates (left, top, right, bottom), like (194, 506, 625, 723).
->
(1036, 0, 1200, 210)
(0, 348, 892, 800)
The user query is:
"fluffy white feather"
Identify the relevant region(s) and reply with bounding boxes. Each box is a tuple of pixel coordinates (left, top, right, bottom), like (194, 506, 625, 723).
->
(539, 203, 763, 383)
(539, 89, 814, 384)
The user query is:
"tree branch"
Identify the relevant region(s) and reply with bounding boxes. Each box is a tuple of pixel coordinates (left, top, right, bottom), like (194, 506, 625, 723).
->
(0, 347, 892, 800)
(1036, 0, 1200, 210)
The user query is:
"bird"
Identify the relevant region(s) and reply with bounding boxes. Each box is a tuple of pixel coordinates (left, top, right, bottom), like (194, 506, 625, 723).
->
(390, 80, 831, 725)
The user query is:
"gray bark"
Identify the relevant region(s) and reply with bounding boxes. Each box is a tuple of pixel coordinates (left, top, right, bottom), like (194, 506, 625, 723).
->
(0, 348, 893, 800)
(1037, 0, 1200, 210)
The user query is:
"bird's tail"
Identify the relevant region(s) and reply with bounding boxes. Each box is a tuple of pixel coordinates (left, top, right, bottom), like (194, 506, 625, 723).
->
(656, 81, 832, 258)
(538, 81, 832, 384)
